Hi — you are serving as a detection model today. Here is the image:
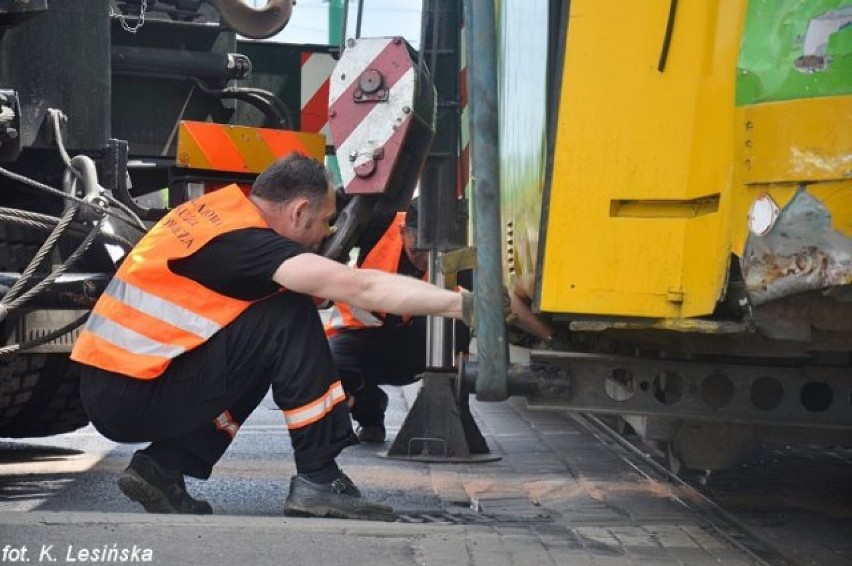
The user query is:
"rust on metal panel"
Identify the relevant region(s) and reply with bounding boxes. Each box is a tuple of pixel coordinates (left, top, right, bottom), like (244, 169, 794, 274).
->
(742, 187, 852, 306)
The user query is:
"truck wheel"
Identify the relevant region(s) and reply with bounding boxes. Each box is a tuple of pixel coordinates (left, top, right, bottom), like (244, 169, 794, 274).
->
(0, 353, 89, 438)
(0, 219, 95, 438)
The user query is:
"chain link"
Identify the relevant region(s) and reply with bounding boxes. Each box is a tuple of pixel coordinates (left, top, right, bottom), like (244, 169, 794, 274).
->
(119, 0, 147, 34)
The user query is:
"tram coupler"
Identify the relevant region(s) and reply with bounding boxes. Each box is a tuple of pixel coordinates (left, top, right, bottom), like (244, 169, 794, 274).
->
(457, 354, 571, 399)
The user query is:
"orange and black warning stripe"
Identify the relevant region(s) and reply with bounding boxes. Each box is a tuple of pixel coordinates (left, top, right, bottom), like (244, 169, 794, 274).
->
(176, 121, 325, 174)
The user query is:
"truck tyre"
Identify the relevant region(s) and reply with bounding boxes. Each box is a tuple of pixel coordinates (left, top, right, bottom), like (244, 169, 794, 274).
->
(0, 217, 94, 438)
(0, 353, 88, 438)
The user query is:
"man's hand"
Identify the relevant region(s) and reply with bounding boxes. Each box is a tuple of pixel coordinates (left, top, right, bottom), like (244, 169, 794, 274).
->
(460, 289, 475, 328)
(458, 288, 512, 329)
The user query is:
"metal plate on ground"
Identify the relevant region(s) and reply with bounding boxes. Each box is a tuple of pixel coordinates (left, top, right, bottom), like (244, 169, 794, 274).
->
(382, 452, 501, 463)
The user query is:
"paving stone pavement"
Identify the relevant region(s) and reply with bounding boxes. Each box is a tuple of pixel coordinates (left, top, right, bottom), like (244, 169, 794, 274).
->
(0, 381, 763, 565)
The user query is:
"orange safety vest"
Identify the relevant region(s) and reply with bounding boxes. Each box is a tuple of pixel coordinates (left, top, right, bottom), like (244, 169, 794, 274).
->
(324, 212, 424, 338)
(71, 185, 270, 380)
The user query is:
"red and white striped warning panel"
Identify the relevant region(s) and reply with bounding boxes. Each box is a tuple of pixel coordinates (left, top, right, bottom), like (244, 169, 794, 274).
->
(300, 51, 336, 139)
(328, 37, 424, 195)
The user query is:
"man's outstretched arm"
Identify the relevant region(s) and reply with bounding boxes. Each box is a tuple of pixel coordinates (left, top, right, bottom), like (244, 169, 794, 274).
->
(273, 253, 467, 322)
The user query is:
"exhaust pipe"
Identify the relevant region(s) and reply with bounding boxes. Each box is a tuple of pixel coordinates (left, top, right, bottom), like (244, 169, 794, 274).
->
(207, 0, 294, 40)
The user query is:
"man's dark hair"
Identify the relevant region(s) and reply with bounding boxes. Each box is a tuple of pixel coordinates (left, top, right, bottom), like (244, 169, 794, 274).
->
(250, 153, 330, 205)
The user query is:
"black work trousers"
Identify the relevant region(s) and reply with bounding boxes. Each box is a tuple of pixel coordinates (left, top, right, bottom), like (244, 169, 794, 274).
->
(329, 272, 472, 427)
(329, 318, 428, 427)
(79, 292, 356, 479)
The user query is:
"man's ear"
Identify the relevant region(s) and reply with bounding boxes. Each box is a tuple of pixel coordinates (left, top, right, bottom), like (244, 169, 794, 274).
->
(292, 197, 312, 227)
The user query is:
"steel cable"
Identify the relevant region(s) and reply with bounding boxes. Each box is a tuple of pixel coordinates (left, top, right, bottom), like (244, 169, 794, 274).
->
(0, 312, 89, 357)
(0, 208, 135, 248)
(0, 164, 144, 232)
(3, 204, 81, 304)
(0, 218, 106, 322)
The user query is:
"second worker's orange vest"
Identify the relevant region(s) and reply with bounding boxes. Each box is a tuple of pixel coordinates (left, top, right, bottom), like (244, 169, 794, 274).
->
(71, 185, 271, 379)
(324, 212, 424, 338)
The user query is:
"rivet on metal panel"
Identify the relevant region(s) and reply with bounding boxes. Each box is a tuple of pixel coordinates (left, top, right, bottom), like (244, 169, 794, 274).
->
(359, 69, 383, 93)
(354, 157, 376, 178)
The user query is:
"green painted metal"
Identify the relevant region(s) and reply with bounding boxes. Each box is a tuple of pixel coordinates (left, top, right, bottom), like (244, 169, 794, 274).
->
(737, 0, 852, 105)
(328, 0, 346, 46)
(464, 0, 509, 401)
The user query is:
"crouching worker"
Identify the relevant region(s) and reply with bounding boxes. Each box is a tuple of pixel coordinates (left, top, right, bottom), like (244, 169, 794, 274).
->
(70, 153, 473, 520)
(324, 197, 470, 443)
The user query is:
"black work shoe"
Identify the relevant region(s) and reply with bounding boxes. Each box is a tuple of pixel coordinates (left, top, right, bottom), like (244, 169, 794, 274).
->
(356, 424, 386, 443)
(283, 474, 395, 521)
(333, 471, 362, 498)
(117, 452, 213, 515)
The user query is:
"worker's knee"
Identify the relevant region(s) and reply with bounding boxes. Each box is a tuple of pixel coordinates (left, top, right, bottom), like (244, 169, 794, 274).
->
(238, 292, 321, 329)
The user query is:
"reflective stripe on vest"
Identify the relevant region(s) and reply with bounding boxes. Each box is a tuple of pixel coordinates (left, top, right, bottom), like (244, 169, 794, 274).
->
(282, 380, 346, 430)
(214, 410, 240, 439)
(104, 278, 222, 339)
(324, 212, 410, 337)
(71, 185, 269, 379)
(327, 304, 382, 330)
(86, 313, 187, 359)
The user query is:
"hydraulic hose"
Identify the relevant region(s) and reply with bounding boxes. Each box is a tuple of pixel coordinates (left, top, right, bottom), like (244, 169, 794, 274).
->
(192, 80, 294, 129)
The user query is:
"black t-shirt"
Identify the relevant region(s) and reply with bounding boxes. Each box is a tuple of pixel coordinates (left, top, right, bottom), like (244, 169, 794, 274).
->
(168, 228, 308, 300)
